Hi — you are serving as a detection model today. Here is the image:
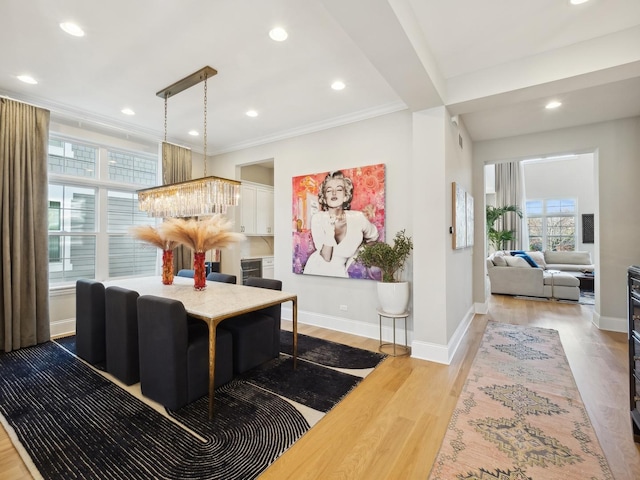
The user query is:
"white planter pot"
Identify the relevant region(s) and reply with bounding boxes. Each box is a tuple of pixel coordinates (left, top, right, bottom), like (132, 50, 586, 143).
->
(376, 281, 410, 314)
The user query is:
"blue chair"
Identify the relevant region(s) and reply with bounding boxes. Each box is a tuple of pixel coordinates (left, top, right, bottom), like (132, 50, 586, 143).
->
(105, 286, 140, 385)
(137, 295, 233, 410)
(177, 269, 195, 278)
(206, 272, 237, 284)
(76, 279, 106, 366)
(221, 277, 283, 374)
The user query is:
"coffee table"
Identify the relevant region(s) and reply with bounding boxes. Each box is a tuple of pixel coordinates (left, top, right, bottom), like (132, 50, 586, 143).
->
(574, 272, 595, 291)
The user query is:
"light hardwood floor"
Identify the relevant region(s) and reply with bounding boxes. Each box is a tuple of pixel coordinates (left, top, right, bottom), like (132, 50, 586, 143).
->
(2, 296, 639, 479)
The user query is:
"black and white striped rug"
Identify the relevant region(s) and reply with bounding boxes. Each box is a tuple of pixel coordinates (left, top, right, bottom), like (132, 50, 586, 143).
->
(0, 332, 385, 480)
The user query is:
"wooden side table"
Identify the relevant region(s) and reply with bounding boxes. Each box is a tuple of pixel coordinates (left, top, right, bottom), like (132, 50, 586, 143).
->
(377, 309, 410, 357)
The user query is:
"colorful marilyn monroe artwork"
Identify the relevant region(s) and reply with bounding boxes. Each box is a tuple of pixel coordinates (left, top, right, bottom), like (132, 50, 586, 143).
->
(292, 164, 386, 279)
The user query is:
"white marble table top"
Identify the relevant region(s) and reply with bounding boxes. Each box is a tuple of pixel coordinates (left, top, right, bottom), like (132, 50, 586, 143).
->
(103, 276, 296, 325)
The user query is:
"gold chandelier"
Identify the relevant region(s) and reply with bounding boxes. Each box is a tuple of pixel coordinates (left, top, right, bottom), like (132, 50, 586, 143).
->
(138, 66, 240, 218)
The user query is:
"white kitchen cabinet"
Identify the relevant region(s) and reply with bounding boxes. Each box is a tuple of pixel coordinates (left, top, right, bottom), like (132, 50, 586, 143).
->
(256, 188, 274, 235)
(262, 256, 274, 279)
(240, 184, 257, 234)
(240, 182, 274, 235)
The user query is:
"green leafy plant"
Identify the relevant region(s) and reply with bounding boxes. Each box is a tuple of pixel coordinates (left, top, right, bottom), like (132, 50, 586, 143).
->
(356, 229, 413, 283)
(486, 205, 523, 251)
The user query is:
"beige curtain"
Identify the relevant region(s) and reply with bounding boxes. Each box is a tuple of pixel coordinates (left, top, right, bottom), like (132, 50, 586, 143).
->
(0, 98, 51, 352)
(495, 161, 527, 251)
(162, 142, 192, 271)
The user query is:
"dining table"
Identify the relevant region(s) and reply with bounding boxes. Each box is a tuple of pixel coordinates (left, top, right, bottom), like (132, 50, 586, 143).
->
(103, 276, 298, 418)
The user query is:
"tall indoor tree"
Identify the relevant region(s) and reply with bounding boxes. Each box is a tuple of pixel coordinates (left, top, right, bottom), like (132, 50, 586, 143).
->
(486, 205, 523, 251)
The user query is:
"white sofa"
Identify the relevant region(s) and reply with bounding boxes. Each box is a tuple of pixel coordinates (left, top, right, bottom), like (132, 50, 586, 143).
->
(486, 250, 594, 301)
(541, 250, 595, 272)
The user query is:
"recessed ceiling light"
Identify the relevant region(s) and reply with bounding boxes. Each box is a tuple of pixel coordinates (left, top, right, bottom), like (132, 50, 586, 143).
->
(569, 0, 589, 5)
(121, 108, 135, 116)
(545, 100, 562, 109)
(246, 110, 258, 118)
(17, 75, 37, 85)
(331, 81, 346, 91)
(60, 22, 85, 37)
(269, 27, 288, 42)
(188, 130, 199, 136)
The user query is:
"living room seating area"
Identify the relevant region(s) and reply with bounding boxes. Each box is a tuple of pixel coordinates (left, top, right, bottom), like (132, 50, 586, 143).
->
(486, 250, 595, 301)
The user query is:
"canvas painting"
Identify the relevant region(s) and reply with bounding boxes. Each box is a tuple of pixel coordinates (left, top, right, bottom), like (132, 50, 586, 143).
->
(452, 182, 466, 249)
(466, 191, 474, 247)
(292, 164, 386, 279)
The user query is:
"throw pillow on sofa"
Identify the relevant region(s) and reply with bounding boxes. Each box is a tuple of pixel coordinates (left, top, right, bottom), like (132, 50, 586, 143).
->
(504, 256, 531, 268)
(515, 252, 539, 268)
(492, 255, 507, 266)
(527, 251, 546, 269)
(491, 251, 508, 266)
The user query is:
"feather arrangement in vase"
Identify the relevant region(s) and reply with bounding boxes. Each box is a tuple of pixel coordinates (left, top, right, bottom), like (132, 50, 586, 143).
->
(130, 225, 179, 285)
(161, 215, 246, 290)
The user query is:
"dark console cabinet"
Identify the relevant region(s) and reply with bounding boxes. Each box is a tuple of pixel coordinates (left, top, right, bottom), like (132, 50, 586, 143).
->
(628, 266, 640, 442)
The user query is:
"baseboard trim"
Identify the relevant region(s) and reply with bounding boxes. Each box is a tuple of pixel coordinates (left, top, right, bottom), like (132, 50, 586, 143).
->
(475, 300, 489, 315)
(410, 305, 475, 365)
(283, 305, 475, 365)
(592, 311, 626, 333)
(282, 306, 384, 342)
(282, 306, 417, 349)
(50, 318, 75, 339)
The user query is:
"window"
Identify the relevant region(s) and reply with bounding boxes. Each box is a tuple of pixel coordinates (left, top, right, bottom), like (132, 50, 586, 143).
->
(48, 184, 97, 282)
(48, 138, 98, 178)
(48, 138, 158, 285)
(526, 198, 576, 251)
(107, 190, 158, 277)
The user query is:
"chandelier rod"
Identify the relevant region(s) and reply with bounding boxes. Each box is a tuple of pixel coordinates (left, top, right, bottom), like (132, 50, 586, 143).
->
(156, 66, 218, 99)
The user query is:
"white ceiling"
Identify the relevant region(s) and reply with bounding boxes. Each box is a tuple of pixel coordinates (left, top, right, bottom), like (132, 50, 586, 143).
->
(1, 0, 639, 154)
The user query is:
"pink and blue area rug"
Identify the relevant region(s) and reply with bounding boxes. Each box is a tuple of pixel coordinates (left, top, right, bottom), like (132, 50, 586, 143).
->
(428, 321, 613, 480)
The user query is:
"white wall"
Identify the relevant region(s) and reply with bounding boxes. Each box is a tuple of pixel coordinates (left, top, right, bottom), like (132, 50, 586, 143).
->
(523, 154, 596, 257)
(240, 164, 274, 186)
(214, 108, 476, 362)
(474, 116, 640, 332)
(411, 109, 448, 355)
(445, 112, 475, 351)
(213, 111, 414, 341)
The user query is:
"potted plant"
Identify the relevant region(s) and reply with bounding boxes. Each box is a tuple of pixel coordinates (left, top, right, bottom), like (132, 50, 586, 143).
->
(486, 205, 522, 252)
(356, 229, 413, 314)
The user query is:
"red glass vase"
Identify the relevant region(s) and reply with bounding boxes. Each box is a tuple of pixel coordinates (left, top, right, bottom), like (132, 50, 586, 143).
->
(193, 251, 206, 290)
(161, 249, 174, 285)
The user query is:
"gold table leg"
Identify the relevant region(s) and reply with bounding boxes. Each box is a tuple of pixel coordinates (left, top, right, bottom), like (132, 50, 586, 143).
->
(292, 298, 298, 369)
(208, 324, 217, 420)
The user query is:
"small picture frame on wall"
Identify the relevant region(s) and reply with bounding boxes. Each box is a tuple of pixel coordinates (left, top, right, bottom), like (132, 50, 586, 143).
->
(582, 214, 594, 243)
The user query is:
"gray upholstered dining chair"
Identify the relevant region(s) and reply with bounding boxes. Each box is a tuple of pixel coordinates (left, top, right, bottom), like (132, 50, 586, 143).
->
(105, 286, 140, 385)
(76, 279, 106, 366)
(221, 277, 283, 374)
(177, 269, 195, 278)
(206, 272, 237, 284)
(206, 261, 220, 274)
(136, 295, 234, 410)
